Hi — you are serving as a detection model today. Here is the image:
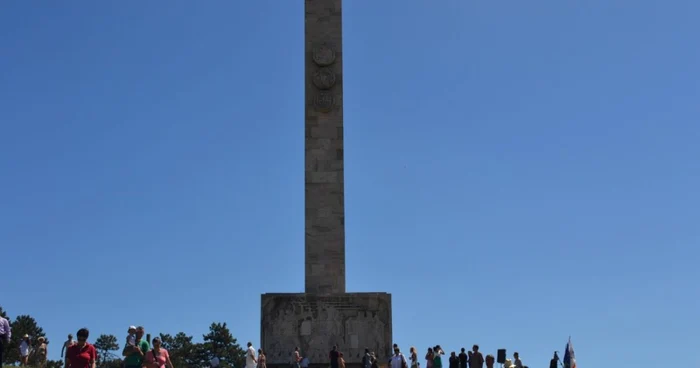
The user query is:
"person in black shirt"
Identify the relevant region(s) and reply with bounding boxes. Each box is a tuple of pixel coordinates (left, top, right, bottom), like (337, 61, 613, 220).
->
(549, 352, 559, 368)
(449, 352, 459, 368)
(458, 348, 468, 368)
(329, 346, 340, 368)
(363, 348, 372, 368)
(371, 352, 379, 368)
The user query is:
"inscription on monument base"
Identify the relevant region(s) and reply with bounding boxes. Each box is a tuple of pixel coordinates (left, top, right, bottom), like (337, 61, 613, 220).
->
(261, 293, 392, 365)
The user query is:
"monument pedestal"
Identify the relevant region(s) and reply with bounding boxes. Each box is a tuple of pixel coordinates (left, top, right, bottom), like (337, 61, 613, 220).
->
(261, 293, 392, 367)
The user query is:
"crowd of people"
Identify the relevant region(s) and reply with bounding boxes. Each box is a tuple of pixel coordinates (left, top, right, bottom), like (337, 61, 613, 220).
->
(277, 343, 527, 368)
(1, 316, 50, 368)
(1, 314, 537, 368)
(320, 344, 524, 368)
(10, 334, 50, 367)
(59, 326, 174, 368)
(0, 320, 173, 368)
(1, 323, 262, 368)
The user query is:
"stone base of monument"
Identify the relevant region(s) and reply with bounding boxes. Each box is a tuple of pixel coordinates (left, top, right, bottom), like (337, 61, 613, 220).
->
(261, 293, 392, 367)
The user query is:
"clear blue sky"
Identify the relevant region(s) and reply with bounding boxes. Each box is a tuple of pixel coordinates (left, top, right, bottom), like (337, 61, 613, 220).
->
(1, 1, 698, 367)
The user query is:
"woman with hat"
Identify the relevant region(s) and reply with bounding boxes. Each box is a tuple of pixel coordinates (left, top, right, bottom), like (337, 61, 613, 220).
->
(19, 334, 30, 366)
(35, 336, 48, 368)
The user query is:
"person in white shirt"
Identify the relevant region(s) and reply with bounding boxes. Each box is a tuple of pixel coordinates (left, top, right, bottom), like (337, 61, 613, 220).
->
(0, 316, 11, 367)
(246, 342, 257, 368)
(390, 346, 407, 368)
(513, 353, 523, 368)
(19, 334, 31, 366)
(125, 326, 137, 348)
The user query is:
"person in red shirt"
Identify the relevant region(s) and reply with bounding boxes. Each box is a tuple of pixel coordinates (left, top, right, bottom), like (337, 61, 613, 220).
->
(66, 328, 96, 368)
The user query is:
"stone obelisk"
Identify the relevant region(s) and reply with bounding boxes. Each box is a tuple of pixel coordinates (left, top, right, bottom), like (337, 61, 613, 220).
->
(304, 0, 346, 295)
(261, 1, 392, 366)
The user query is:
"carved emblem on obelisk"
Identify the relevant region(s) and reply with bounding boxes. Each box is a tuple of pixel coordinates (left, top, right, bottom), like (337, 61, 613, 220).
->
(312, 44, 336, 66)
(313, 68, 336, 90)
(313, 92, 334, 112)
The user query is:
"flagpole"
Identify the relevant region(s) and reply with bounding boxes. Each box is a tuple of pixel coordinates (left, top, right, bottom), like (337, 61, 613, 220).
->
(557, 350, 564, 368)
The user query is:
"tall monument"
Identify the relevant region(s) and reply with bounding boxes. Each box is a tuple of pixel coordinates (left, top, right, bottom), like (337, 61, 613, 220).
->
(260, 0, 393, 366)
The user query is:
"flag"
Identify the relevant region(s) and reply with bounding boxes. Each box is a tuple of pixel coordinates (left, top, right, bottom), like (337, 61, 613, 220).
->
(563, 337, 577, 368)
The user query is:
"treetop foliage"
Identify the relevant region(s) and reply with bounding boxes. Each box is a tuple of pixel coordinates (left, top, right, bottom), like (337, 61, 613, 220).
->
(1, 306, 246, 368)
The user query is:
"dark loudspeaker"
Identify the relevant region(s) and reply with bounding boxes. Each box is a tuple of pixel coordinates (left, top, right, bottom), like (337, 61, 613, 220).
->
(497, 350, 506, 364)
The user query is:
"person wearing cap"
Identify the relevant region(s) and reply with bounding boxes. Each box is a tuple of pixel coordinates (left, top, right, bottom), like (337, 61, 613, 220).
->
(123, 326, 150, 368)
(126, 326, 137, 349)
(143, 336, 174, 368)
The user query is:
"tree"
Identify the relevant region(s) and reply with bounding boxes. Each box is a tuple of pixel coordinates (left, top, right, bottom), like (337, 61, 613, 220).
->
(4, 314, 46, 365)
(99, 359, 124, 368)
(160, 332, 208, 368)
(93, 334, 120, 366)
(156, 323, 245, 368)
(202, 322, 246, 368)
(0, 307, 249, 368)
(46, 359, 65, 368)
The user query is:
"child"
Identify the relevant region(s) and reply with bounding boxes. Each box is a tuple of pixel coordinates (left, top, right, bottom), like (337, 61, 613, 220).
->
(125, 326, 136, 348)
